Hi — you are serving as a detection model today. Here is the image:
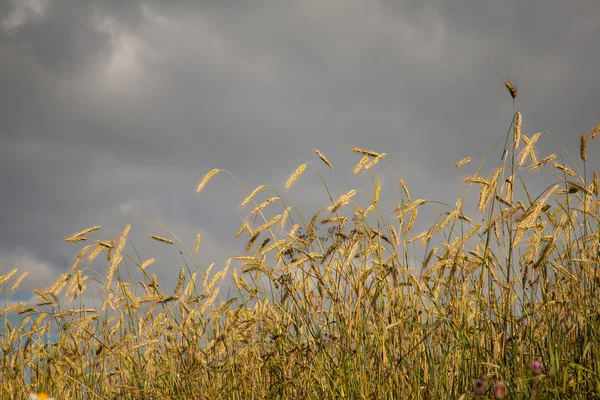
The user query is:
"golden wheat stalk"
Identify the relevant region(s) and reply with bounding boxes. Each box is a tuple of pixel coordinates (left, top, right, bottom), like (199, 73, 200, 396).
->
(105, 225, 130, 292)
(518, 133, 541, 167)
(516, 184, 558, 230)
(194, 233, 201, 254)
(530, 154, 557, 169)
(0, 268, 18, 285)
(364, 153, 387, 170)
(284, 164, 307, 190)
(590, 122, 600, 139)
(373, 180, 381, 207)
(399, 178, 411, 201)
(395, 199, 425, 218)
(454, 157, 472, 169)
(139, 258, 155, 271)
(513, 112, 522, 150)
(314, 147, 333, 169)
(503, 78, 518, 99)
(196, 169, 220, 193)
(86, 245, 104, 263)
(404, 209, 418, 235)
(553, 162, 576, 177)
(239, 185, 267, 209)
(66, 247, 89, 274)
(351, 147, 380, 157)
(353, 155, 370, 175)
(250, 197, 279, 215)
(328, 190, 356, 213)
(150, 235, 174, 245)
(10, 271, 28, 292)
(65, 226, 101, 242)
(464, 176, 490, 185)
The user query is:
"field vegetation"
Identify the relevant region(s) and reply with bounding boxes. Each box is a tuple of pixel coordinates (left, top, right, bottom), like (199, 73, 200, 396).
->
(2, 81, 600, 399)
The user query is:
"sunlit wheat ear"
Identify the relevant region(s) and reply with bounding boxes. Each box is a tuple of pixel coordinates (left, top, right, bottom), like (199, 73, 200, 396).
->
(513, 112, 522, 150)
(250, 197, 279, 215)
(280, 206, 291, 229)
(0, 268, 17, 285)
(364, 153, 387, 170)
(518, 133, 541, 166)
(65, 226, 101, 242)
(10, 271, 28, 291)
(353, 155, 369, 175)
(395, 198, 425, 218)
(580, 133, 587, 161)
(150, 235, 174, 245)
(478, 168, 501, 212)
(284, 163, 306, 190)
(399, 178, 411, 201)
(139, 258, 155, 271)
(373, 180, 381, 207)
(590, 122, 600, 139)
(593, 172, 599, 196)
(68, 244, 90, 271)
(105, 224, 130, 292)
(454, 157, 471, 168)
(328, 190, 356, 213)
(235, 221, 250, 238)
(239, 185, 267, 209)
(351, 146, 380, 157)
(314, 147, 333, 169)
(196, 168, 220, 193)
(194, 233, 201, 254)
(530, 154, 557, 170)
(389, 225, 400, 245)
(553, 162, 577, 177)
(404, 209, 418, 235)
(503, 78, 518, 99)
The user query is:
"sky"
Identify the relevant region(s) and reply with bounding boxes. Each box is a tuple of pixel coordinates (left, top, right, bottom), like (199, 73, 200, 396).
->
(1, 0, 599, 300)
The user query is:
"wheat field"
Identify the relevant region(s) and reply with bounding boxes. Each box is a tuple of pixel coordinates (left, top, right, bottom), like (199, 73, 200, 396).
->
(2, 82, 600, 399)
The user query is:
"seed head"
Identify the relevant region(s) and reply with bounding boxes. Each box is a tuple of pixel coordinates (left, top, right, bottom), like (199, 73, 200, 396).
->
(581, 133, 587, 161)
(504, 78, 518, 99)
(513, 112, 522, 150)
(591, 122, 600, 139)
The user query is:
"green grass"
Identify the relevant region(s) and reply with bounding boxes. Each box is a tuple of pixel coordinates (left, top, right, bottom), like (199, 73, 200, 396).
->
(2, 82, 600, 399)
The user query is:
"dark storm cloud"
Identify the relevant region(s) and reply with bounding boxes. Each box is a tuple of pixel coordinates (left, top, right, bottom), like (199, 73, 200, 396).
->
(1, 0, 599, 293)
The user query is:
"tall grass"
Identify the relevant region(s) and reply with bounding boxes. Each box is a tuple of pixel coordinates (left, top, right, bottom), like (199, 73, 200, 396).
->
(2, 82, 600, 399)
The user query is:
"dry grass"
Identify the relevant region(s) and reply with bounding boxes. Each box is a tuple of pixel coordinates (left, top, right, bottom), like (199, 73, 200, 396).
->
(2, 86, 600, 399)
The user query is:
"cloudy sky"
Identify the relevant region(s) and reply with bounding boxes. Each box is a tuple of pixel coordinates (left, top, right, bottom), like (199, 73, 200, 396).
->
(1, 0, 599, 298)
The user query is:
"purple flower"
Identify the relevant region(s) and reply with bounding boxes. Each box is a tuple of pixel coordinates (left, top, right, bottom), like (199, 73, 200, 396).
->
(474, 379, 485, 397)
(530, 360, 543, 377)
(493, 381, 506, 399)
